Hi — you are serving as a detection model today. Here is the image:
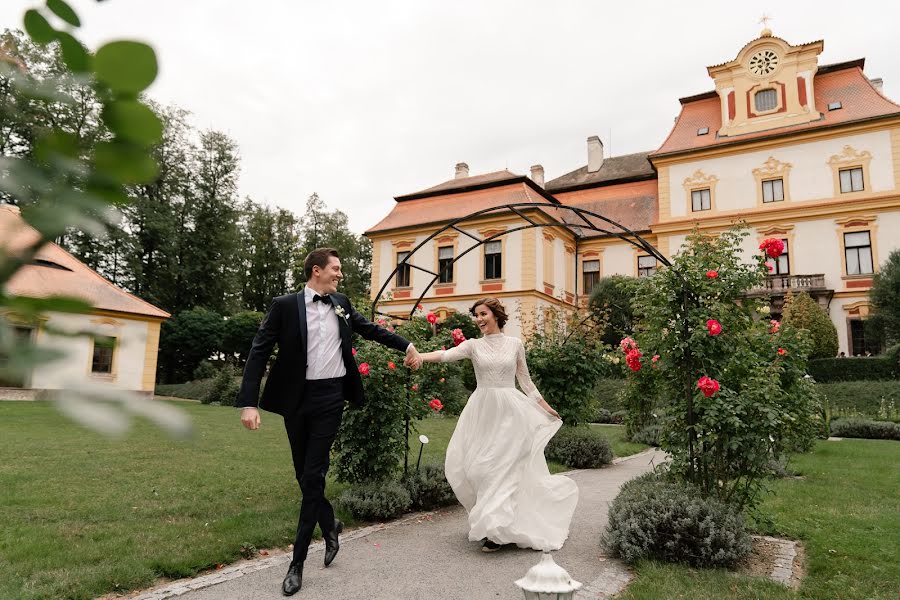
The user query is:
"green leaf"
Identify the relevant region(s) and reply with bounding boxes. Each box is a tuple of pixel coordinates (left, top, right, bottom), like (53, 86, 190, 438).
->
(55, 31, 90, 73)
(94, 141, 158, 184)
(24, 9, 56, 45)
(93, 41, 158, 95)
(102, 100, 163, 146)
(46, 0, 81, 27)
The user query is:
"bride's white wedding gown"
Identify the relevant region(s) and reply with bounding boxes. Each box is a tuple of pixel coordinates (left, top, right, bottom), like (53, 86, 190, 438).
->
(440, 333, 578, 551)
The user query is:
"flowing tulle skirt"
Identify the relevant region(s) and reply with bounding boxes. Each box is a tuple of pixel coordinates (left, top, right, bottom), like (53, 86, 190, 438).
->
(444, 386, 579, 551)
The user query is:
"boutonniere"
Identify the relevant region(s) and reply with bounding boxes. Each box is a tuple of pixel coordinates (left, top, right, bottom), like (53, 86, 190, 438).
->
(333, 305, 349, 324)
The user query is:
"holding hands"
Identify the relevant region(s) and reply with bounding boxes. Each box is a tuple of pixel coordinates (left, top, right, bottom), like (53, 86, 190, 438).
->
(404, 344, 422, 370)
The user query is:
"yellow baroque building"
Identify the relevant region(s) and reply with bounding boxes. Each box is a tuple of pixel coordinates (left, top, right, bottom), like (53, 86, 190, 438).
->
(366, 31, 900, 355)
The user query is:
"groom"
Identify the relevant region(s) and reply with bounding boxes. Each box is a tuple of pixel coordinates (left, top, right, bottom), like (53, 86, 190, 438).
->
(237, 248, 421, 595)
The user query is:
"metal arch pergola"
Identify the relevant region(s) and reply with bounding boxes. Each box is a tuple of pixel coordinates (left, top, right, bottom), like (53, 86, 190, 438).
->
(369, 201, 671, 321)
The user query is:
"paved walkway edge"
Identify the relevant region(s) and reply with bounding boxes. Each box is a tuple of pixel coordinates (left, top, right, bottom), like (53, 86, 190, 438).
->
(127, 511, 436, 600)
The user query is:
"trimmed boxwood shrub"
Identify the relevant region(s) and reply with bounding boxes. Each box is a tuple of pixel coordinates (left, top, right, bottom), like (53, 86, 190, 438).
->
(808, 357, 898, 382)
(336, 480, 412, 522)
(402, 463, 457, 511)
(602, 472, 751, 567)
(817, 380, 900, 421)
(830, 418, 900, 440)
(545, 426, 613, 469)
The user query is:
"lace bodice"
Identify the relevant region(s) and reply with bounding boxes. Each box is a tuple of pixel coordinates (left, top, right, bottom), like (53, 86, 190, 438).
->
(441, 334, 543, 402)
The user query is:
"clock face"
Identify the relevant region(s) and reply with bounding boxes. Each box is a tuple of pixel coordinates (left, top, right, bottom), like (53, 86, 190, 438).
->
(749, 50, 779, 76)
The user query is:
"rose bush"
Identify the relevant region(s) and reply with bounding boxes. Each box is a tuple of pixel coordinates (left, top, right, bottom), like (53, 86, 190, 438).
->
(622, 226, 821, 510)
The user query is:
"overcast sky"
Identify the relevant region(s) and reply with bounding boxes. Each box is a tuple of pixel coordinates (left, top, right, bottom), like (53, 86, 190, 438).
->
(3, 1, 898, 233)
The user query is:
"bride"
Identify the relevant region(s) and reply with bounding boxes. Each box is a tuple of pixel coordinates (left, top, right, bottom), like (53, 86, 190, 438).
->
(413, 297, 578, 552)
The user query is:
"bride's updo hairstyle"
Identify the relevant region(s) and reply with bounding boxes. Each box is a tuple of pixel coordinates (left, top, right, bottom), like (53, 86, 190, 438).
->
(469, 297, 508, 330)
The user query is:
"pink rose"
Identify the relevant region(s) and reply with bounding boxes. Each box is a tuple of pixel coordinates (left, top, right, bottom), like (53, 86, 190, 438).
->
(426, 312, 437, 324)
(412, 383, 419, 392)
(358, 363, 370, 376)
(706, 319, 722, 336)
(697, 376, 720, 398)
(352, 348, 357, 356)
(651, 354, 660, 363)
(429, 399, 443, 411)
(769, 320, 780, 334)
(619, 337, 638, 353)
(387, 361, 396, 370)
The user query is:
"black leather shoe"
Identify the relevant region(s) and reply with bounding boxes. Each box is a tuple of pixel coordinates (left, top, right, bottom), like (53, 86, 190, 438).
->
(282, 562, 303, 596)
(324, 519, 343, 567)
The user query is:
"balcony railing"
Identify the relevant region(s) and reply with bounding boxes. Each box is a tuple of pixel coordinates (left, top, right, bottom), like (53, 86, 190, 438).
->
(748, 273, 829, 296)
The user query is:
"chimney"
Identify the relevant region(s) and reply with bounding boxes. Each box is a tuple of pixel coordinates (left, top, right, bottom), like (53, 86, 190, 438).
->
(587, 136, 604, 173)
(454, 162, 469, 179)
(530, 164, 545, 188)
(870, 77, 884, 93)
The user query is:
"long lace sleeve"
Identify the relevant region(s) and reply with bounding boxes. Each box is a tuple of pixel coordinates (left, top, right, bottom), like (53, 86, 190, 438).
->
(440, 339, 473, 362)
(515, 340, 543, 403)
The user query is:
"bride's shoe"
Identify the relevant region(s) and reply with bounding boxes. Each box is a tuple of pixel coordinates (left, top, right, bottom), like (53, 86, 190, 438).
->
(481, 539, 502, 552)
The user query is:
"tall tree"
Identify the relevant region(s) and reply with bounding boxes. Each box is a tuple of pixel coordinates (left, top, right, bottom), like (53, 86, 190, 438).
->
(184, 130, 241, 314)
(294, 193, 372, 302)
(122, 103, 194, 311)
(238, 199, 297, 312)
(869, 249, 900, 346)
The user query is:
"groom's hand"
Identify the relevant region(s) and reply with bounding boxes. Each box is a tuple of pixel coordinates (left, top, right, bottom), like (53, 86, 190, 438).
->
(404, 344, 422, 370)
(240, 407, 261, 430)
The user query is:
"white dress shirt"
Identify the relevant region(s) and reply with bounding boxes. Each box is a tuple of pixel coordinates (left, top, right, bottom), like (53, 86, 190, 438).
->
(304, 286, 347, 380)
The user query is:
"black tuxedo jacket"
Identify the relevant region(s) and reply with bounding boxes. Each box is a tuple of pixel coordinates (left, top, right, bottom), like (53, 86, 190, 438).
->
(236, 291, 411, 416)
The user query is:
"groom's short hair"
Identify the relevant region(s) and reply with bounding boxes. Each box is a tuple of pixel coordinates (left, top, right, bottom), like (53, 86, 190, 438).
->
(304, 248, 340, 280)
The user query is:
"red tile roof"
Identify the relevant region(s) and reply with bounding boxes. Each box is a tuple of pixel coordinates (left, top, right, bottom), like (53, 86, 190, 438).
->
(396, 170, 522, 201)
(555, 180, 659, 236)
(653, 63, 900, 157)
(366, 182, 555, 234)
(0, 205, 170, 319)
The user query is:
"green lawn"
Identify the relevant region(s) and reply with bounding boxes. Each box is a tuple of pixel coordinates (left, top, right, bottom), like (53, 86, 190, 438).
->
(619, 439, 900, 600)
(0, 401, 643, 600)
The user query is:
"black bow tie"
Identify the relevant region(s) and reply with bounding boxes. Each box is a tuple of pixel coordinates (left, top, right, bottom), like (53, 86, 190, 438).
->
(312, 293, 332, 305)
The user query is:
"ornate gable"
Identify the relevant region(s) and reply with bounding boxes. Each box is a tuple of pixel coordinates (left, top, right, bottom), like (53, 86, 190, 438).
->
(708, 30, 824, 137)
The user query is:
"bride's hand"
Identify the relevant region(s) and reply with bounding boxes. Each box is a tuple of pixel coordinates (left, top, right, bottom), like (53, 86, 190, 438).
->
(547, 407, 561, 420)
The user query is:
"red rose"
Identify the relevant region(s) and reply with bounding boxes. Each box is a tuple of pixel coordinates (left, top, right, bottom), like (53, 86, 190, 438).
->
(358, 363, 370, 376)
(706, 270, 719, 279)
(429, 399, 443, 411)
(706, 319, 722, 336)
(451, 328, 466, 346)
(625, 348, 643, 372)
(697, 375, 720, 398)
(412, 383, 419, 391)
(759, 238, 785, 258)
(352, 348, 357, 356)
(769, 320, 780, 334)
(416, 304, 423, 311)
(388, 361, 396, 370)
(426, 312, 437, 324)
(777, 347, 787, 356)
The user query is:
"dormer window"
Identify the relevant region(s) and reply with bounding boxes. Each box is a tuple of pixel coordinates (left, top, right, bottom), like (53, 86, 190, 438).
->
(828, 101, 843, 111)
(754, 89, 778, 112)
(697, 127, 709, 136)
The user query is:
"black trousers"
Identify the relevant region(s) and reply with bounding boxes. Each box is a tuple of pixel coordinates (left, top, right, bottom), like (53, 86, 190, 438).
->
(284, 377, 345, 564)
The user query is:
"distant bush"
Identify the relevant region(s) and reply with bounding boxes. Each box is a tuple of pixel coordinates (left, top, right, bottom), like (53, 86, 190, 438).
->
(808, 357, 898, 382)
(192, 360, 217, 381)
(402, 464, 457, 511)
(337, 480, 412, 522)
(603, 473, 751, 567)
(155, 379, 214, 400)
(201, 364, 239, 406)
(545, 426, 613, 469)
(629, 424, 661, 447)
(830, 418, 900, 441)
(782, 292, 839, 359)
(593, 378, 626, 410)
